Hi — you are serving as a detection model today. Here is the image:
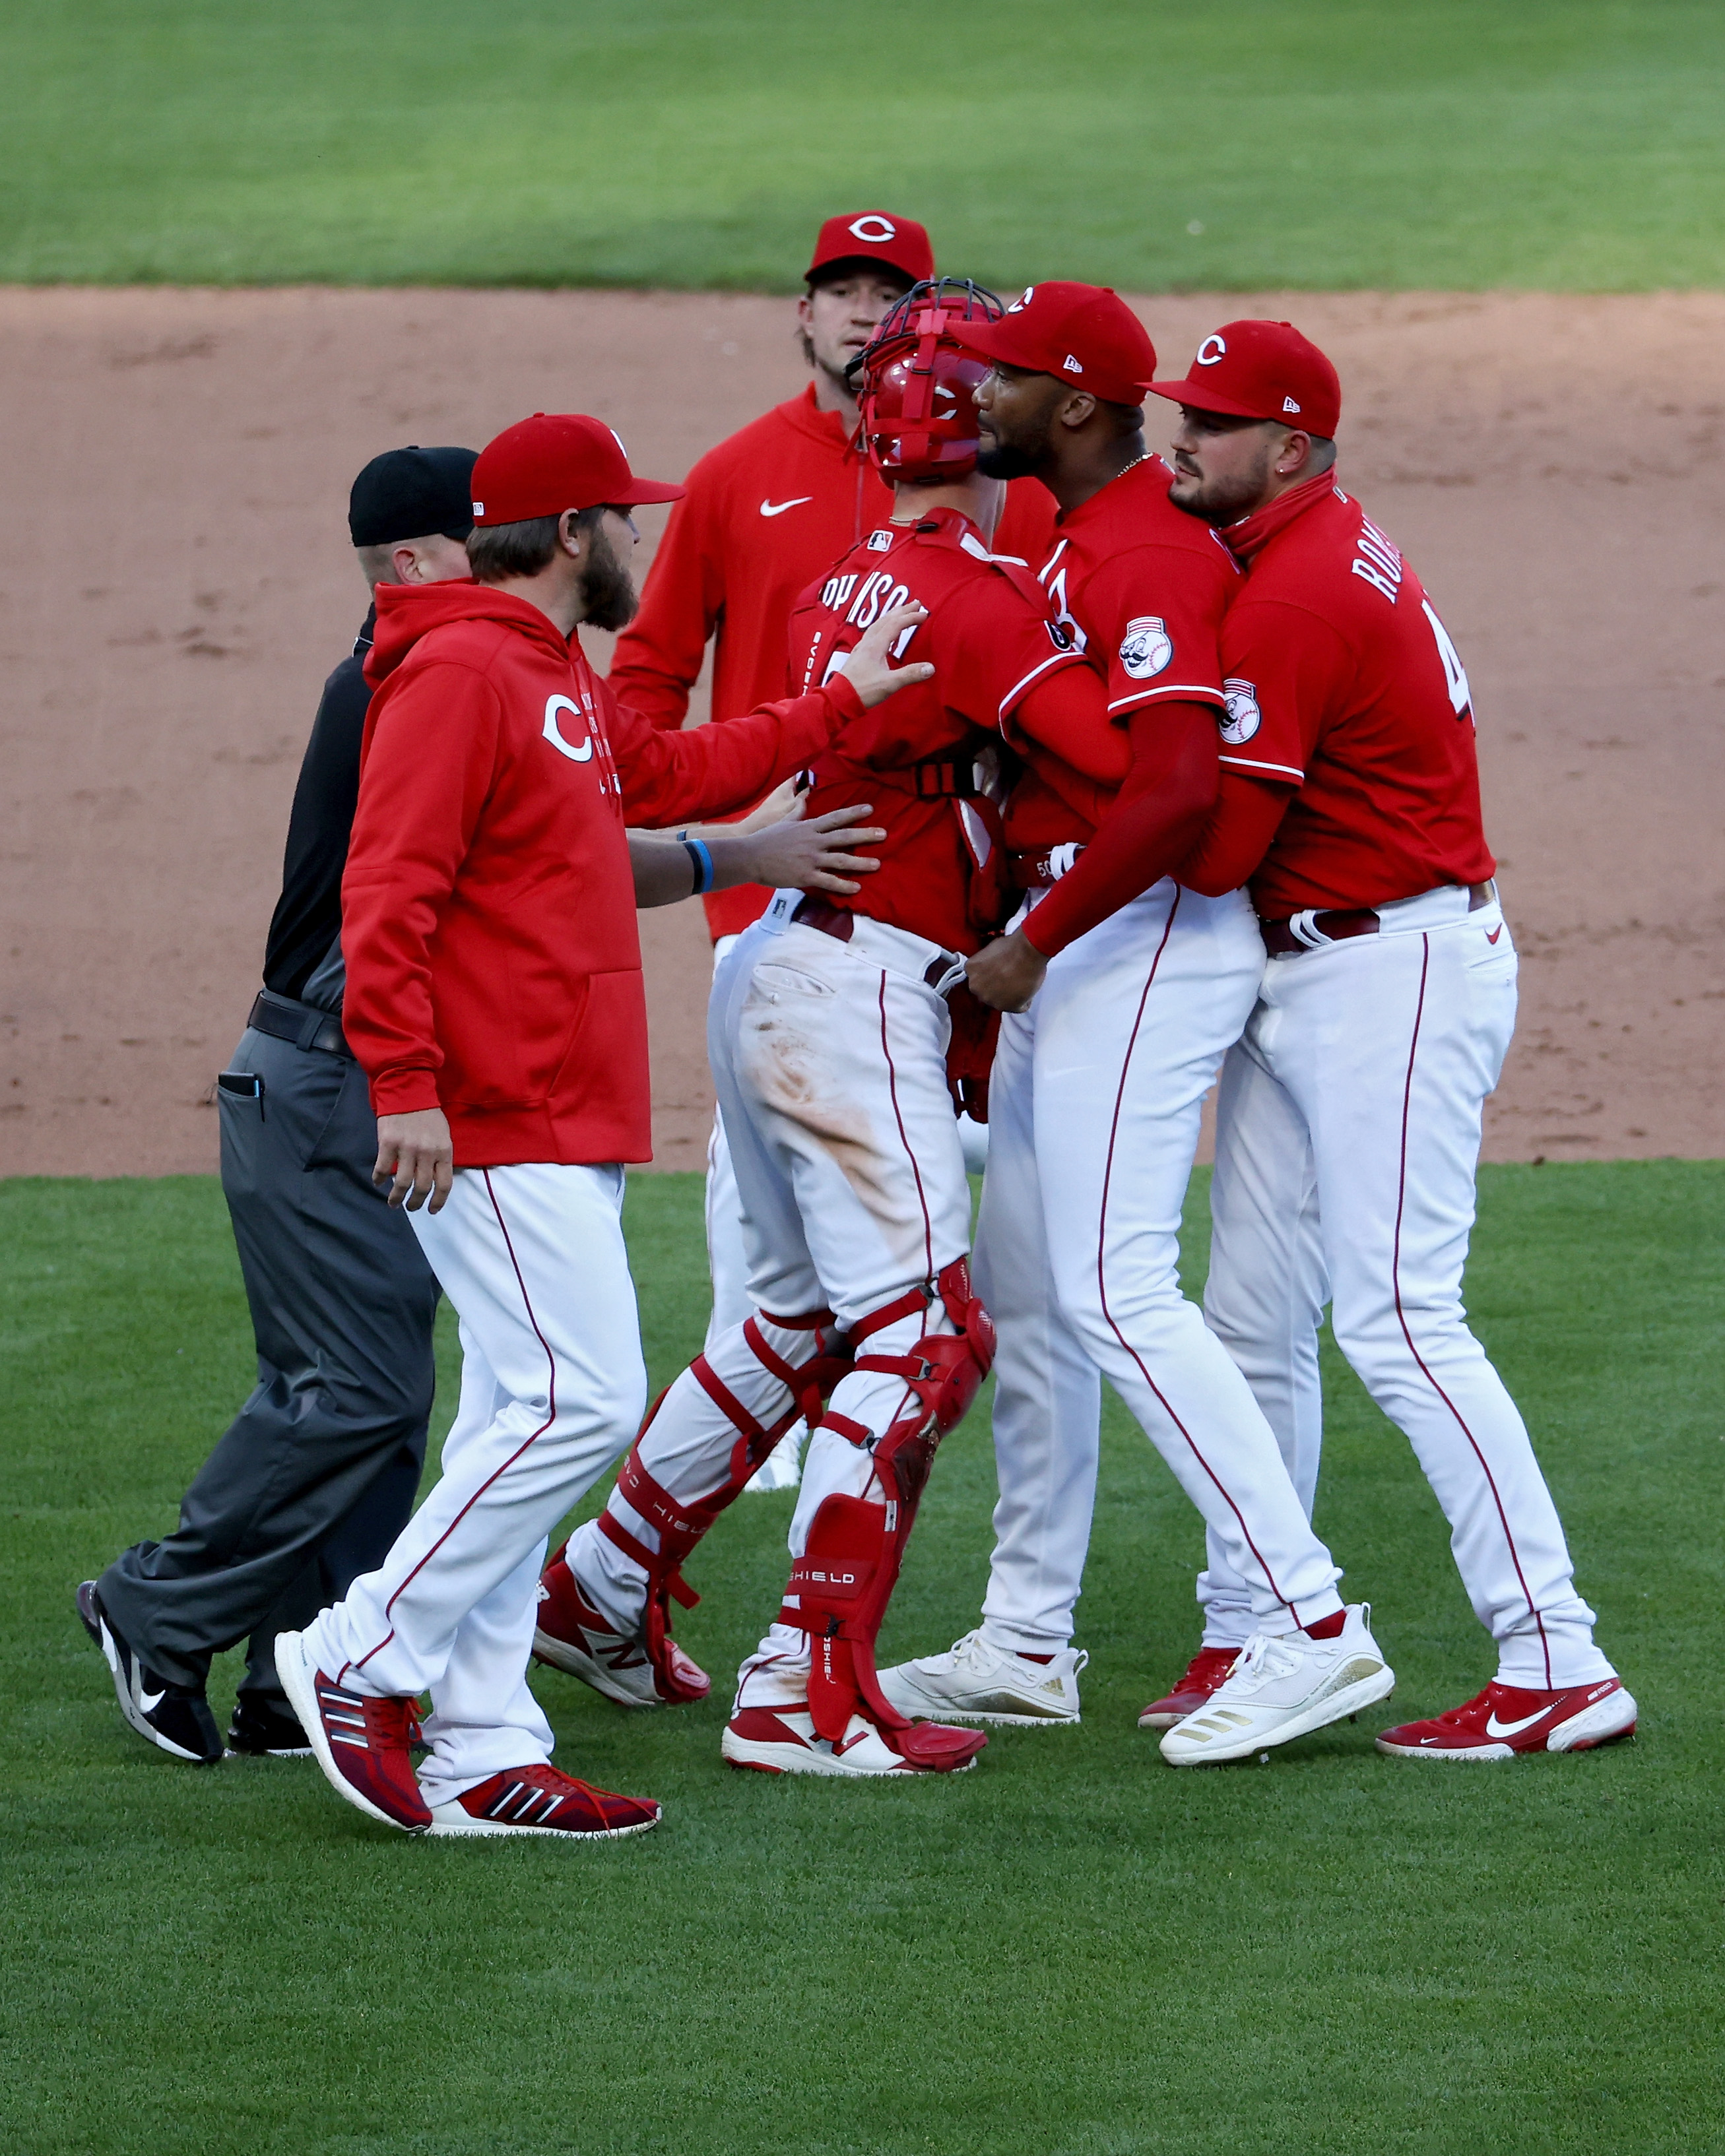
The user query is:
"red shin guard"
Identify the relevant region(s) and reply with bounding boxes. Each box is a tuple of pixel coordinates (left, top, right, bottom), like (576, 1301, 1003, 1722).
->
(779, 1260, 994, 1769)
(592, 1310, 853, 1703)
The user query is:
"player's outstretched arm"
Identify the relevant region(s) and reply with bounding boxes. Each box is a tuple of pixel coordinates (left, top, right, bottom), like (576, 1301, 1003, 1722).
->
(630, 803, 886, 908)
(610, 604, 932, 828)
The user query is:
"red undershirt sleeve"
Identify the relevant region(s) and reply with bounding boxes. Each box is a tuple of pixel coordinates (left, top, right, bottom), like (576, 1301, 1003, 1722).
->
(1019, 701, 1220, 958)
(1008, 660, 1130, 786)
(1173, 771, 1295, 899)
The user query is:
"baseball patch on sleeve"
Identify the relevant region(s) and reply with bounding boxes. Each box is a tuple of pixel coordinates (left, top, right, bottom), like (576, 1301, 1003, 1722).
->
(1219, 678, 1262, 744)
(1119, 616, 1173, 679)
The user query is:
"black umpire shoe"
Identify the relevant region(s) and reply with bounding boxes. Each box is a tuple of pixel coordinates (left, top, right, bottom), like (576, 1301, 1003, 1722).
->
(75, 1581, 224, 1765)
(226, 1692, 313, 1758)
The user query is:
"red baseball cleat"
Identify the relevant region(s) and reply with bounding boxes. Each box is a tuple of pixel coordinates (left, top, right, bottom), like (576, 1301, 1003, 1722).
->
(274, 1629, 431, 1832)
(1376, 1676, 1637, 1761)
(428, 1763, 661, 1839)
(1138, 1645, 1241, 1729)
(532, 1550, 709, 1709)
(721, 1705, 986, 1777)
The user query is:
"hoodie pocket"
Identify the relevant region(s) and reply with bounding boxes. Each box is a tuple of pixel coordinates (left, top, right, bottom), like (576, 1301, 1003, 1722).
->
(548, 968, 645, 1119)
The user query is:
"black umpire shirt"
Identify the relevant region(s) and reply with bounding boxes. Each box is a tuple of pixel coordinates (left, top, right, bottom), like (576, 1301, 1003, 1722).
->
(260, 608, 375, 1001)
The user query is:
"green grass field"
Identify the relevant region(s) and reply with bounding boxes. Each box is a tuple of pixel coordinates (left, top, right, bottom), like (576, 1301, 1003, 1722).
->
(3, 1162, 1720, 2155)
(5, 1, 1724, 290)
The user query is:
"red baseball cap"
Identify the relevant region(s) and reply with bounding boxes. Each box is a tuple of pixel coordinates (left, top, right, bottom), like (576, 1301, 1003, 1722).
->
(806, 211, 934, 288)
(953, 282, 1157, 407)
(469, 414, 684, 526)
(1150, 321, 1342, 437)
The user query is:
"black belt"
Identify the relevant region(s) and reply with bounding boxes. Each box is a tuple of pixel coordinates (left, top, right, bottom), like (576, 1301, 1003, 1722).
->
(247, 990, 351, 1057)
(789, 894, 963, 994)
(1260, 881, 1495, 957)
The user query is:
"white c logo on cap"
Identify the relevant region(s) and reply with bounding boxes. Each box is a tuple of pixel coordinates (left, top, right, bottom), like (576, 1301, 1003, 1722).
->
(1008, 286, 1035, 313)
(1197, 333, 1228, 365)
(849, 216, 897, 245)
(543, 694, 595, 763)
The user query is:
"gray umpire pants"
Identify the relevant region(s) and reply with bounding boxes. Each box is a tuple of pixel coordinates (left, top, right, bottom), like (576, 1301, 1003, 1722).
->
(98, 1004, 439, 1708)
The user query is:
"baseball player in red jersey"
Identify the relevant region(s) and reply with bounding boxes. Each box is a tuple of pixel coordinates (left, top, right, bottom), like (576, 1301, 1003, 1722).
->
(271, 414, 928, 1839)
(1138, 323, 1636, 1760)
(534, 286, 1136, 1774)
(877, 286, 1396, 1768)
(609, 214, 1058, 1489)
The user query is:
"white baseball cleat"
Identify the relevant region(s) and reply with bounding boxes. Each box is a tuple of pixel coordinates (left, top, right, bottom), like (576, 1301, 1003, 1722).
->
(721, 1705, 980, 1777)
(1159, 1604, 1394, 1767)
(876, 1630, 1088, 1727)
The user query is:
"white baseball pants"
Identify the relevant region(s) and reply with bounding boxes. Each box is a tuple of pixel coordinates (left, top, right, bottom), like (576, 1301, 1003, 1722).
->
(977, 881, 1345, 1652)
(304, 1161, 647, 1804)
(705, 934, 804, 1492)
(575, 897, 972, 1686)
(1202, 887, 1613, 1688)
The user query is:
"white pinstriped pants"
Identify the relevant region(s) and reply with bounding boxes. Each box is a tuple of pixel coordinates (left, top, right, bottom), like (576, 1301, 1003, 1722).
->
(304, 1161, 647, 1804)
(977, 881, 1345, 1651)
(1202, 891, 1612, 1687)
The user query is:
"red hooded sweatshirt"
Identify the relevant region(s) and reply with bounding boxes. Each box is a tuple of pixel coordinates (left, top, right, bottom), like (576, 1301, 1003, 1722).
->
(342, 580, 863, 1168)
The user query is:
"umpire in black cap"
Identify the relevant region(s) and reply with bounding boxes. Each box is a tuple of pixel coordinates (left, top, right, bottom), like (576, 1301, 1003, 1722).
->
(78, 448, 479, 1763)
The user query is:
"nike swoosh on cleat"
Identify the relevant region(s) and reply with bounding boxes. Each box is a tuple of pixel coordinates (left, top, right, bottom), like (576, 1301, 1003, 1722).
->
(138, 1687, 166, 1713)
(1485, 1707, 1551, 1738)
(760, 497, 814, 518)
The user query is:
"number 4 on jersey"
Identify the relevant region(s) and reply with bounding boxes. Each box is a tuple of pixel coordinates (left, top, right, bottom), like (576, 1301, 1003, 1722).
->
(1422, 600, 1474, 724)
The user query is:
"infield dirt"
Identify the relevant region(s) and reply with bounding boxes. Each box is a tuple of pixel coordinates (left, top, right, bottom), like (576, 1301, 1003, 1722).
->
(1, 287, 1720, 1176)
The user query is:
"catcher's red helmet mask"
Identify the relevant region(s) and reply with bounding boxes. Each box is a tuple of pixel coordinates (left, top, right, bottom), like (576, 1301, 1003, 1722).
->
(849, 278, 1006, 484)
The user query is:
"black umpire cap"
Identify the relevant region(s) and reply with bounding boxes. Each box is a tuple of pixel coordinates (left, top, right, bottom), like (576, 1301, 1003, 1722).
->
(348, 445, 478, 548)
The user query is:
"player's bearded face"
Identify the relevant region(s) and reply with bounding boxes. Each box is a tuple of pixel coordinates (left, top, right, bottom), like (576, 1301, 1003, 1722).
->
(1166, 412, 1284, 524)
(973, 365, 1057, 480)
(579, 516, 638, 632)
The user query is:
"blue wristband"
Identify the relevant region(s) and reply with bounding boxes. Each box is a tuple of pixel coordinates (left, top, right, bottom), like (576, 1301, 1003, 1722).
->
(680, 836, 714, 896)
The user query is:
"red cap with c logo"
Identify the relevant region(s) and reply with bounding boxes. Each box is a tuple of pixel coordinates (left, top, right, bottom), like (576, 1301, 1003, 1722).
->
(1149, 320, 1341, 437)
(806, 212, 934, 286)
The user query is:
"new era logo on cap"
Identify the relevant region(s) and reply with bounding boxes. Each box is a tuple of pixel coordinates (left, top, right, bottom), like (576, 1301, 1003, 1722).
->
(1283, 396, 1301, 414)
(951, 282, 1157, 407)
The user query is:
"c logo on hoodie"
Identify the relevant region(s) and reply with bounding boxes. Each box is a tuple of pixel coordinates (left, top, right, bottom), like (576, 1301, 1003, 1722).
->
(542, 693, 595, 763)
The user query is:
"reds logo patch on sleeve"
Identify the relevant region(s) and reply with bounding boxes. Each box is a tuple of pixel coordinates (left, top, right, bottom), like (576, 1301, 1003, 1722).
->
(1119, 616, 1173, 680)
(1219, 678, 1262, 744)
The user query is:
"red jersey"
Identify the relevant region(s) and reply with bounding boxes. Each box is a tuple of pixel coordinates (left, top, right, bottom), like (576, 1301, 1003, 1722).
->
(787, 508, 1088, 954)
(606, 383, 1057, 936)
(1004, 455, 1239, 852)
(1216, 476, 1496, 916)
(344, 582, 862, 1169)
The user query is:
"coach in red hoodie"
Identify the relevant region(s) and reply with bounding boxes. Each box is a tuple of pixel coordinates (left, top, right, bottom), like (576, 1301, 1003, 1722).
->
(275, 414, 928, 1842)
